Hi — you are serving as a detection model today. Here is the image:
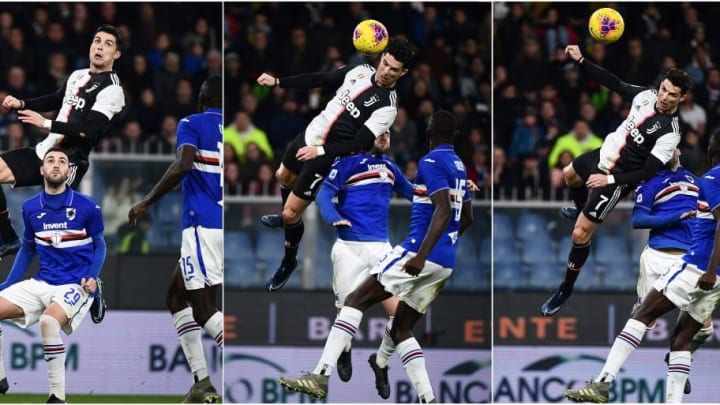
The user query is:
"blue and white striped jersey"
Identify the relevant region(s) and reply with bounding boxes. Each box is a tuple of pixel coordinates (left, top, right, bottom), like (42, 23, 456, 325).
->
(177, 107, 222, 230)
(22, 188, 104, 285)
(319, 153, 413, 242)
(400, 145, 471, 268)
(684, 164, 720, 273)
(633, 167, 699, 250)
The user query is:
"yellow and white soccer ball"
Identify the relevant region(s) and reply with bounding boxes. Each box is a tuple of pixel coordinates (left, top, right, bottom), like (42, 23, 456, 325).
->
(352, 19, 389, 54)
(588, 8, 624, 43)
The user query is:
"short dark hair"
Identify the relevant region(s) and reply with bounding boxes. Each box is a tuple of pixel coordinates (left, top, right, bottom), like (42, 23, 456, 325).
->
(200, 75, 221, 109)
(426, 110, 458, 143)
(664, 68, 692, 94)
(43, 147, 69, 160)
(383, 38, 416, 70)
(96, 24, 123, 51)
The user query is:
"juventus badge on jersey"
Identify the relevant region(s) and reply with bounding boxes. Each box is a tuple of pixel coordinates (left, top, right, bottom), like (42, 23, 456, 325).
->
(51, 233, 62, 247)
(66, 208, 76, 221)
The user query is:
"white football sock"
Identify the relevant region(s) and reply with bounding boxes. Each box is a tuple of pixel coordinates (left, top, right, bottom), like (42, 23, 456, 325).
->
(203, 311, 223, 350)
(595, 318, 647, 383)
(397, 337, 434, 403)
(375, 316, 396, 368)
(40, 315, 65, 400)
(666, 351, 691, 403)
(313, 306, 363, 376)
(173, 307, 208, 381)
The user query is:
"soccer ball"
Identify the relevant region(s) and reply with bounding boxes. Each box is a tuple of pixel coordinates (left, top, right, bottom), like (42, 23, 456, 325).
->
(352, 19, 389, 54)
(588, 8, 624, 43)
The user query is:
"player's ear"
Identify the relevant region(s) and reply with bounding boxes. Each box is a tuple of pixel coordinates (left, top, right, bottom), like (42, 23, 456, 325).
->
(399, 68, 408, 78)
(679, 93, 688, 103)
(113, 50, 121, 61)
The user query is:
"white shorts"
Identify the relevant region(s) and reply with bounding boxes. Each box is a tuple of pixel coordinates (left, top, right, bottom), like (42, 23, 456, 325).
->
(0, 278, 93, 335)
(331, 239, 392, 309)
(180, 226, 223, 290)
(370, 246, 452, 314)
(653, 261, 720, 323)
(637, 246, 685, 302)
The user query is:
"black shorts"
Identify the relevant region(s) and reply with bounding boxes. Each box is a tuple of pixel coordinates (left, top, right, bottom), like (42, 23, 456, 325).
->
(572, 148, 602, 181)
(583, 183, 632, 223)
(1, 147, 88, 189)
(281, 134, 335, 201)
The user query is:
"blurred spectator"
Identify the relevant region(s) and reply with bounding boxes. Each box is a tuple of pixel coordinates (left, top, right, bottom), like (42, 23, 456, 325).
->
(547, 119, 602, 169)
(268, 95, 306, 157)
(133, 88, 163, 136)
(117, 215, 152, 254)
(153, 52, 182, 106)
(389, 107, 419, 168)
(225, 111, 273, 163)
(680, 129, 705, 175)
(225, 161, 241, 195)
(164, 78, 196, 118)
(679, 89, 707, 136)
(247, 162, 279, 196)
(239, 142, 272, 194)
(1, 27, 34, 79)
(102, 177, 139, 236)
(124, 54, 153, 101)
(404, 160, 418, 182)
(493, 146, 515, 200)
(508, 107, 545, 159)
(513, 153, 549, 200)
(37, 53, 69, 94)
(116, 120, 146, 154)
(148, 115, 178, 154)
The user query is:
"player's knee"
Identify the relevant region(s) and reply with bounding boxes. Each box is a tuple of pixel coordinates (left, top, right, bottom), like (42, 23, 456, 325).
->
(276, 168, 294, 188)
(571, 226, 592, 244)
(282, 206, 302, 224)
(563, 166, 582, 187)
(39, 314, 61, 337)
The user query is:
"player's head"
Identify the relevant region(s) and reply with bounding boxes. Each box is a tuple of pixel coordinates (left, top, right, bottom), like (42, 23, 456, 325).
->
(40, 148, 70, 190)
(376, 38, 415, 88)
(656, 68, 691, 114)
(426, 110, 458, 148)
(199, 75, 221, 109)
(90, 25, 122, 72)
(666, 148, 681, 170)
(708, 129, 720, 166)
(371, 130, 391, 155)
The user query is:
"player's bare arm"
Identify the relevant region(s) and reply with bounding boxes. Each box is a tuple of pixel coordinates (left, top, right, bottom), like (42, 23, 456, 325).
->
(403, 189, 451, 276)
(17, 109, 49, 129)
(128, 145, 195, 225)
(697, 208, 720, 291)
(459, 200, 473, 236)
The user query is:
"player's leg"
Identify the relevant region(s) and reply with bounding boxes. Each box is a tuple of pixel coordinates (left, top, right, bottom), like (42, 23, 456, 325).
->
(543, 182, 630, 316)
(0, 297, 24, 394)
(665, 311, 703, 402)
(260, 163, 298, 228)
(279, 276, 390, 399)
(261, 135, 303, 228)
(267, 156, 333, 291)
(0, 153, 26, 257)
(367, 295, 400, 399)
(559, 150, 597, 219)
(391, 301, 436, 403)
(177, 227, 223, 402)
(40, 302, 70, 403)
(563, 265, 681, 403)
(165, 265, 209, 400)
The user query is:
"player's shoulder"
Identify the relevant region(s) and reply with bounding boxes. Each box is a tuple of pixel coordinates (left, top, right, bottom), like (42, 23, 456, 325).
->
(71, 190, 101, 209)
(22, 193, 44, 212)
(702, 164, 720, 180)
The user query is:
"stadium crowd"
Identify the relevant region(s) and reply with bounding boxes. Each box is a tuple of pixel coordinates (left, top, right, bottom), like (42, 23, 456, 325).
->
(224, 3, 491, 199)
(0, 3, 221, 248)
(494, 3, 720, 200)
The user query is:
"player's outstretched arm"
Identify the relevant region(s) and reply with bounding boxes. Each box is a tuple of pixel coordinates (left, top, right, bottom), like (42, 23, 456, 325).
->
(128, 145, 194, 225)
(566, 45, 645, 101)
(403, 189, 451, 276)
(631, 207, 693, 229)
(257, 65, 352, 90)
(18, 85, 65, 112)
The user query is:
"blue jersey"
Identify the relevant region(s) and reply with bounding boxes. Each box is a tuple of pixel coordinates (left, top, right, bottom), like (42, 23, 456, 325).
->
(633, 167, 699, 250)
(318, 153, 413, 242)
(22, 188, 104, 285)
(400, 145, 471, 268)
(684, 164, 720, 273)
(177, 107, 222, 229)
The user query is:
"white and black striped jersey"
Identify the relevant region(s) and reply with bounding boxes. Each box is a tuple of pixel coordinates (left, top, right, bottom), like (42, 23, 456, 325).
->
(303, 64, 397, 147)
(35, 68, 125, 162)
(598, 88, 680, 175)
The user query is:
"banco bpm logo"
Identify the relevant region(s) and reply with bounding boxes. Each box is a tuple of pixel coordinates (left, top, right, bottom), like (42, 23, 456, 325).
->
(494, 353, 666, 403)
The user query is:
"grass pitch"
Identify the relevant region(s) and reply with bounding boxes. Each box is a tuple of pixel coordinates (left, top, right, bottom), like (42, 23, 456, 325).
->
(3, 393, 184, 403)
